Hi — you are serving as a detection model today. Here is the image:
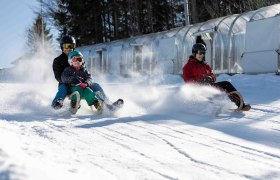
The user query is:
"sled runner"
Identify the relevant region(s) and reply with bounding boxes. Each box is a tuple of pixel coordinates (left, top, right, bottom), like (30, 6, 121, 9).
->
(209, 91, 251, 116)
(68, 91, 81, 114)
(228, 91, 251, 111)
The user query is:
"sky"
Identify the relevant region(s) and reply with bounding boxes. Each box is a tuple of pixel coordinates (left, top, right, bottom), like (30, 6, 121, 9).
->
(0, 62, 280, 179)
(0, 0, 56, 69)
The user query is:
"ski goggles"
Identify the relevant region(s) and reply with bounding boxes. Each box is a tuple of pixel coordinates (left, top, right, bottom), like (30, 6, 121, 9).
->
(63, 43, 75, 49)
(197, 51, 205, 55)
(71, 56, 83, 62)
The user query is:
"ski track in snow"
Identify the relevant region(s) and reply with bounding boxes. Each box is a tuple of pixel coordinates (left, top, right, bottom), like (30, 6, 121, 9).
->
(0, 74, 280, 180)
(127, 123, 279, 179)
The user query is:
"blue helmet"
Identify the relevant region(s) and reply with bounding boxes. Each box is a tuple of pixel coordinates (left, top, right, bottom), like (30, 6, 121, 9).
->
(68, 50, 83, 59)
(68, 50, 84, 65)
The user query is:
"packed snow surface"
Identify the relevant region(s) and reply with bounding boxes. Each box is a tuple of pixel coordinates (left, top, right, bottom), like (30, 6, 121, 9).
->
(0, 72, 280, 180)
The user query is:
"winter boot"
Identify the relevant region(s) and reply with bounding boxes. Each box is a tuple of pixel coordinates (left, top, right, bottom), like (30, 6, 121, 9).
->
(106, 99, 124, 111)
(92, 99, 104, 113)
(52, 98, 63, 109)
(242, 104, 251, 111)
(112, 99, 124, 107)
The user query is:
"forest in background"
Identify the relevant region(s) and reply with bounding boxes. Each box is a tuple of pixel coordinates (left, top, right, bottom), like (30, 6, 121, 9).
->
(31, 0, 279, 47)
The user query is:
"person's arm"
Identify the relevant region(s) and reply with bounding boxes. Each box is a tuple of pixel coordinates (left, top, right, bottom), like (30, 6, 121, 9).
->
(210, 71, 216, 82)
(61, 68, 72, 84)
(83, 68, 93, 86)
(53, 58, 63, 82)
(61, 68, 80, 85)
(206, 64, 216, 83)
(197, 65, 216, 84)
(182, 63, 196, 83)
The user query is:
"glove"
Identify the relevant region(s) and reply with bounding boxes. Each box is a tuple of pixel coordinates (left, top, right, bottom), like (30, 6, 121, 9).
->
(199, 76, 213, 84)
(78, 83, 87, 89)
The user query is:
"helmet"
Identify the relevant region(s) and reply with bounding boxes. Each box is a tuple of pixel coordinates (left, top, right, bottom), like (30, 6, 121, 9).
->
(192, 43, 207, 55)
(68, 50, 83, 60)
(68, 50, 83, 65)
(60, 35, 76, 50)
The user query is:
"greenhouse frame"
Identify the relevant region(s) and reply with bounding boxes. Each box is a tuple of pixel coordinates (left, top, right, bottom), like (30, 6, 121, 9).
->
(77, 4, 280, 76)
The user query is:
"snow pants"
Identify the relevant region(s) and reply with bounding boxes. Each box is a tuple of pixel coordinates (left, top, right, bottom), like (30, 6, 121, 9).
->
(214, 81, 244, 107)
(70, 86, 98, 106)
(51, 83, 108, 106)
(51, 84, 69, 106)
(214, 81, 237, 93)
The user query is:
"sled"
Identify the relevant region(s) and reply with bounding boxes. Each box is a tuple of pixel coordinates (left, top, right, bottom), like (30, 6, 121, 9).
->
(68, 91, 81, 115)
(228, 91, 251, 111)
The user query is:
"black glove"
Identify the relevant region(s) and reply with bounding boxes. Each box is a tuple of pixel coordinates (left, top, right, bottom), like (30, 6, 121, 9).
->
(199, 76, 213, 84)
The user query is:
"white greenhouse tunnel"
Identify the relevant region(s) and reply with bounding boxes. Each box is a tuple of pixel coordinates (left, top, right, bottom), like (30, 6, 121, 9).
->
(77, 4, 280, 76)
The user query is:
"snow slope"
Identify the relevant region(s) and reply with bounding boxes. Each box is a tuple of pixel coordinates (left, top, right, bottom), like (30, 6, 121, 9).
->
(0, 69, 280, 179)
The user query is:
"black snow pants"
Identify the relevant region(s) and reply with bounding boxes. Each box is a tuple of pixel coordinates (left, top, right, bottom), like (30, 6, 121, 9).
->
(214, 81, 237, 93)
(214, 81, 244, 108)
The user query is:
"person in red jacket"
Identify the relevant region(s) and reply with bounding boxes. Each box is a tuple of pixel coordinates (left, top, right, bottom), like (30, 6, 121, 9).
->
(182, 43, 251, 111)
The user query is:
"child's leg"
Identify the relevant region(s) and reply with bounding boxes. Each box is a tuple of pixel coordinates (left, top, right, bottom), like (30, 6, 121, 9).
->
(90, 83, 109, 103)
(83, 87, 98, 106)
(84, 87, 104, 112)
(71, 86, 84, 101)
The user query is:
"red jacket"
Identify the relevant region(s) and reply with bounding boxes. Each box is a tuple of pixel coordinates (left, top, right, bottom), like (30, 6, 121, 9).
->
(182, 57, 216, 83)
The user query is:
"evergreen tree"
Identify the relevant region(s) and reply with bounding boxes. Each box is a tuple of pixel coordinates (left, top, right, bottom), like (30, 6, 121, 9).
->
(26, 14, 53, 53)
(43, 0, 280, 45)
(189, 0, 279, 24)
